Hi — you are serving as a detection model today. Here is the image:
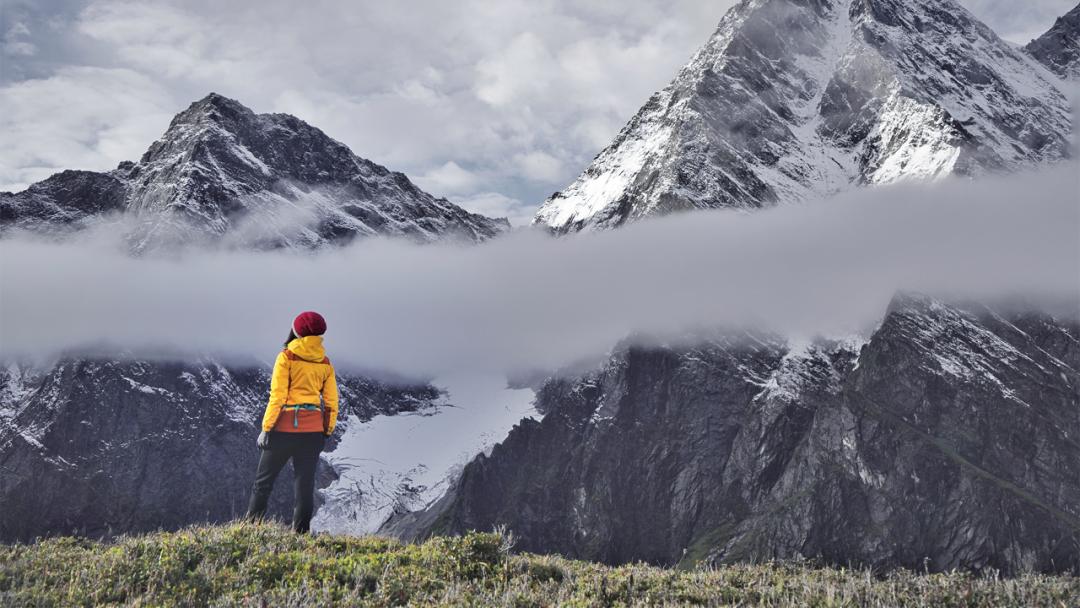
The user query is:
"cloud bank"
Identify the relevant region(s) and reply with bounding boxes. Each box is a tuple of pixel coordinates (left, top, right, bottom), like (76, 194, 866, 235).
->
(2, 166, 1077, 379)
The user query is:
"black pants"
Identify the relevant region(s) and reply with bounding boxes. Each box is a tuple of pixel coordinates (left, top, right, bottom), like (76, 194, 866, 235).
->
(246, 432, 325, 533)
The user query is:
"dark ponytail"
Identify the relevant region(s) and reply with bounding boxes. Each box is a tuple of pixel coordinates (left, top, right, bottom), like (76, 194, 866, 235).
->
(284, 329, 298, 347)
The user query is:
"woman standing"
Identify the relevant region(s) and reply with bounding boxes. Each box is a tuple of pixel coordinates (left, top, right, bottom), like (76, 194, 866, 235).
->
(246, 311, 339, 533)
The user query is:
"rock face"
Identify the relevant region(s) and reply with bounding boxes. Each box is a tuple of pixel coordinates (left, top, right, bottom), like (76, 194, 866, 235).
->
(1027, 3, 1080, 80)
(0, 93, 508, 250)
(0, 356, 439, 542)
(534, 0, 1072, 233)
(404, 294, 1080, 574)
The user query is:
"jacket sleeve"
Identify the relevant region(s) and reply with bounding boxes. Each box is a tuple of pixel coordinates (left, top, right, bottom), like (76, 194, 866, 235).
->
(261, 352, 290, 432)
(322, 365, 339, 435)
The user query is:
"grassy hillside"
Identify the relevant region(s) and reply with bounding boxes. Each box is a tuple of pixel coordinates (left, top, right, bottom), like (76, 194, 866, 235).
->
(0, 523, 1076, 607)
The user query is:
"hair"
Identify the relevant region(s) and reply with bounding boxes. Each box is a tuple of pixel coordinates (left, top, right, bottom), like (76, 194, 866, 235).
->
(284, 329, 298, 347)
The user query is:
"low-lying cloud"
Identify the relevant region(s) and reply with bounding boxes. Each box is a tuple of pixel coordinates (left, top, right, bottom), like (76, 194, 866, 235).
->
(1, 165, 1077, 379)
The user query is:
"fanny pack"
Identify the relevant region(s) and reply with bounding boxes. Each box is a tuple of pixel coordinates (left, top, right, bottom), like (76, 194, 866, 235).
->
(283, 403, 323, 429)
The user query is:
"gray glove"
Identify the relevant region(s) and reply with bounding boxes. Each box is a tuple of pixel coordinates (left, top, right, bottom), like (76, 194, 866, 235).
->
(257, 431, 270, 450)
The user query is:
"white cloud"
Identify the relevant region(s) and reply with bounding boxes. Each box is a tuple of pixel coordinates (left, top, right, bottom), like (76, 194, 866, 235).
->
(514, 151, 564, 183)
(2, 165, 1077, 377)
(0, 66, 174, 191)
(417, 161, 482, 196)
(475, 32, 558, 107)
(3, 21, 36, 56)
(959, 0, 1077, 43)
(5, 22, 31, 37)
(452, 192, 535, 226)
(394, 71, 445, 105)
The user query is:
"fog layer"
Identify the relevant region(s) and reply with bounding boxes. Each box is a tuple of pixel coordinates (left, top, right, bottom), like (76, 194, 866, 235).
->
(1, 165, 1077, 378)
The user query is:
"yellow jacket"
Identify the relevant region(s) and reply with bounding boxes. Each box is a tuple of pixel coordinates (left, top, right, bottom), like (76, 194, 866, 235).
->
(261, 335, 339, 434)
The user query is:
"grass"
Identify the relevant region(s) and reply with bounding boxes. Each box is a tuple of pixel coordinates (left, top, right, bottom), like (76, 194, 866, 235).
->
(0, 523, 1076, 607)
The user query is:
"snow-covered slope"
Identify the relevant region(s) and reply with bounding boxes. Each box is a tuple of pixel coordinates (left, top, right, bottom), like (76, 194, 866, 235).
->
(1026, 3, 1080, 81)
(535, 0, 1072, 233)
(313, 375, 538, 535)
(1, 94, 508, 250)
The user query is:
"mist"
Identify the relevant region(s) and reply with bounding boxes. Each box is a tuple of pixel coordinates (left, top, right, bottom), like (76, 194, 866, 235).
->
(1, 164, 1077, 379)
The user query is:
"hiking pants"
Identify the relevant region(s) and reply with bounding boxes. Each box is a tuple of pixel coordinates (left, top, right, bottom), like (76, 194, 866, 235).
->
(246, 431, 326, 533)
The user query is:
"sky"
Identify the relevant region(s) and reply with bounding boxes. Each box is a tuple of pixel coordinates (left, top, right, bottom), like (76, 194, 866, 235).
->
(0, 0, 1075, 224)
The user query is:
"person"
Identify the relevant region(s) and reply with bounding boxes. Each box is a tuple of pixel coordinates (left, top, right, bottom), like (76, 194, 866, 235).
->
(246, 311, 339, 533)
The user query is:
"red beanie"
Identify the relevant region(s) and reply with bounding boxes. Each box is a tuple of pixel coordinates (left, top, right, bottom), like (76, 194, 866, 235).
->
(292, 311, 327, 337)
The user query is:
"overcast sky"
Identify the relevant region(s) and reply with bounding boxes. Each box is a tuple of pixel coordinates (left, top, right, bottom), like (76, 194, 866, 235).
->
(1, 0, 1074, 223)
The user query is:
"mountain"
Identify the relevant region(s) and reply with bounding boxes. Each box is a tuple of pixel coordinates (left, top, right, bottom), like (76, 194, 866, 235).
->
(0, 93, 508, 250)
(534, 0, 1072, 233)
(394, 294, 1080, 574)
(0, 93, 511, 541)
(0, 355, 440, 542)
(1026, 3, 1080, 80)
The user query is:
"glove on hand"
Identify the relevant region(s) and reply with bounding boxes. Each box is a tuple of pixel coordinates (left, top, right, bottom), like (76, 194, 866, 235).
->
(257, 431, 270, 450)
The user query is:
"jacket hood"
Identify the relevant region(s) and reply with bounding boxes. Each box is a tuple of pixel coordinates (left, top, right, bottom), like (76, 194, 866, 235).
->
(287, 335, 326, 362)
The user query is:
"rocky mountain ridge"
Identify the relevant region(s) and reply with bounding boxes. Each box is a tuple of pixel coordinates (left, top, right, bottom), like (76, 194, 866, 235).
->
(0, 355, 441, 542)
(0, 93, 508, 251)
(534, 0, 1072, 233)
(397, 294, 1080, 574)
(1026, 3, 1080, 80)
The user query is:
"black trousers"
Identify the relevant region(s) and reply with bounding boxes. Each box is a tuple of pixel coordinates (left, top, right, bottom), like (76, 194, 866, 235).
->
(246, 431, 325, 533)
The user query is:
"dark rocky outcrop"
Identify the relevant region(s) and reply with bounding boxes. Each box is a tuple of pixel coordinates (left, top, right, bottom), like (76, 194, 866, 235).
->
(0, 356, 439, 542)
(1027, 3, 1080, 80)
(0, 171, 127, 231)
(399, 295, 1080, 574)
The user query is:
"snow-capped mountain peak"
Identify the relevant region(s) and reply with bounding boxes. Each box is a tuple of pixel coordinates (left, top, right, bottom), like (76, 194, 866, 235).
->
(534, 0, 1072, 233)
(1, 93, 508, 251)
